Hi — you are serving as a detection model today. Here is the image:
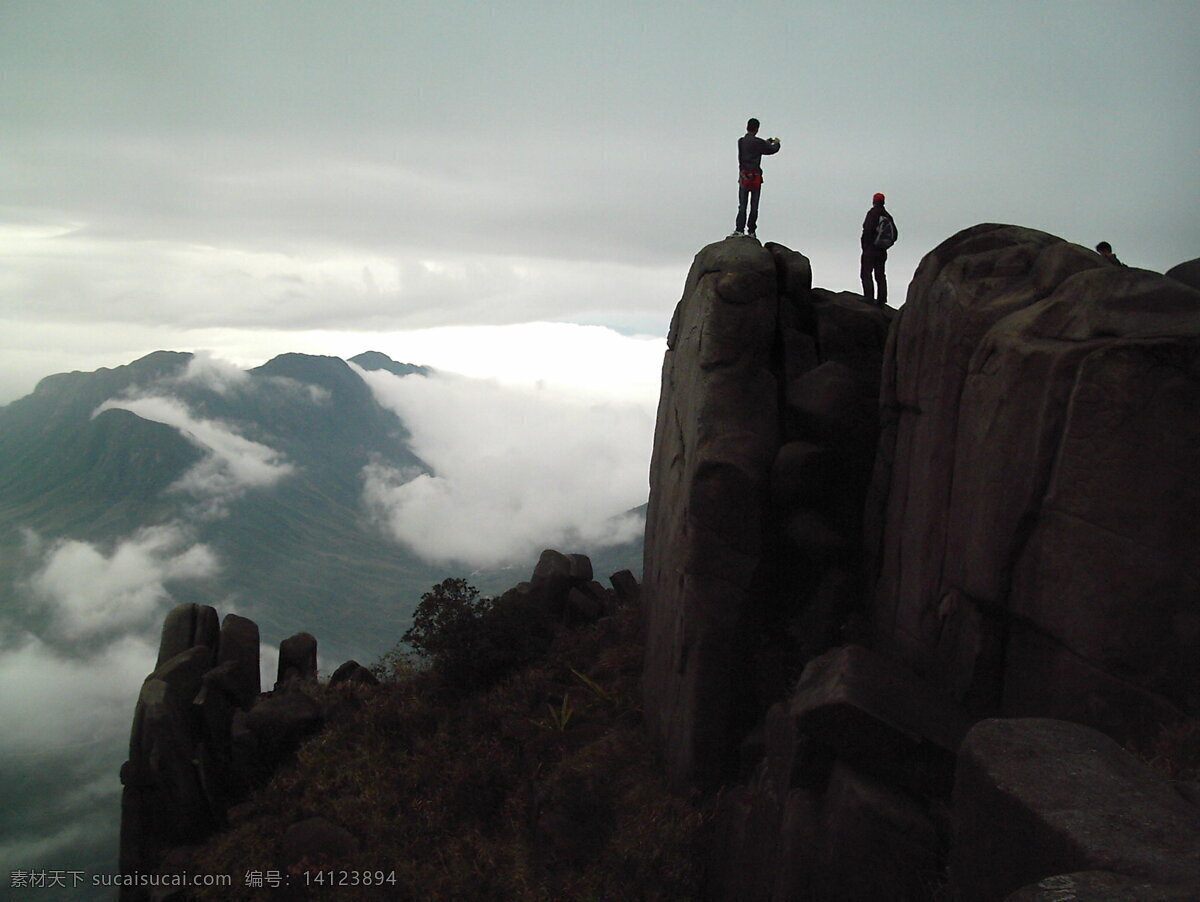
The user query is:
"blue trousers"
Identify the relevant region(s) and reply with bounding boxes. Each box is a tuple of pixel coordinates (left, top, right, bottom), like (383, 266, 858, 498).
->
(736, 184, 761, 233)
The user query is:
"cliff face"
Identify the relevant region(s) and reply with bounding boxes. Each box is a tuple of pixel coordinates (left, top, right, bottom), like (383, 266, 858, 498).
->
(642, 227, 1200, 900)
(868, 224, 1200, 732)
(641, 238, 893, 789)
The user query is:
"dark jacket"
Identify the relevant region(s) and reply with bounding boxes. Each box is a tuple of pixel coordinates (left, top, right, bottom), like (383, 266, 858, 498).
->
(738, 134, 780, 173)
(862, 204, 897, 252)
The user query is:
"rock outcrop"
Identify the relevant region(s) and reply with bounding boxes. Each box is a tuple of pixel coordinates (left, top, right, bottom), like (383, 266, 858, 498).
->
(953, 718, 1200, 902)
(119, 605, 331, 901)
(1167, 256, 1200, 292)
(119, 549, 625, 898)
(867, 224, 1200, 737)
(642, 238, 893, 789)
(642, 227, 1200, 900)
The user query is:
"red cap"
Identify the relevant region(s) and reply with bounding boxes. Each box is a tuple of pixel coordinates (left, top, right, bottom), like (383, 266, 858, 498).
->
(873, 193, 885, 204)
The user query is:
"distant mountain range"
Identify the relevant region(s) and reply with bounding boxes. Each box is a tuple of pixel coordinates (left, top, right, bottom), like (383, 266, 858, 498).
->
(0, 350, 644, 664)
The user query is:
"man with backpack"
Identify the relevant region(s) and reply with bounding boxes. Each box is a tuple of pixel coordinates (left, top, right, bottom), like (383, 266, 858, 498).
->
(729, 118, 781, 240)
(861, 192, 897, 306)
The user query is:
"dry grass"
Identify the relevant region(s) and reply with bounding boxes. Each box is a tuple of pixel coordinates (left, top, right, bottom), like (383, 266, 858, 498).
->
(187, 599, 708, 901)
(1129, 716, 1200, 784)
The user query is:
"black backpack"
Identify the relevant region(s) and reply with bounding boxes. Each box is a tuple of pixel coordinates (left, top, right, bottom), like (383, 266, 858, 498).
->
(874, 214, 897, 250)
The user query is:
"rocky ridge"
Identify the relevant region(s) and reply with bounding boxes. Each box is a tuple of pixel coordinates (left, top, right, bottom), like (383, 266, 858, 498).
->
(641, 226, 1200, 900)
(114, 226, 1200, 901)
(118, 551, 632, 901)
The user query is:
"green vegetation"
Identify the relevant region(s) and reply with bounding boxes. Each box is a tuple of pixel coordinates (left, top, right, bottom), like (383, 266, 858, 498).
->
(188, 578, 707, 901)
(396, 578, 555, 692)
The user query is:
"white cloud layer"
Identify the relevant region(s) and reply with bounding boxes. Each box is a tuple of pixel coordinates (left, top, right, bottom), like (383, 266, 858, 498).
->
(25, 525, 220, 644)
(0, 633, 158, 756)
(359, 368, 654, 568)
(96, 394, 295, 513)
(179, 350, 251, 394)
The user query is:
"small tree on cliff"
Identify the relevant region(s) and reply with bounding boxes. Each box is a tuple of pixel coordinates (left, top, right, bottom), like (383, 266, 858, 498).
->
(402, 578, 487, 682)
(401, 577, 554, 691)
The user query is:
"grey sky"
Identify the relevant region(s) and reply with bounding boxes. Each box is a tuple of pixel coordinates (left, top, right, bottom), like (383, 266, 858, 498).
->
(2, 0, 1198, 402)
(1, 3, 1198, 886)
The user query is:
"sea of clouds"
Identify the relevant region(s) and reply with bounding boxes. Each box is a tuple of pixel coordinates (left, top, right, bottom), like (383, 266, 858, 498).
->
(0, 335, 661, 888)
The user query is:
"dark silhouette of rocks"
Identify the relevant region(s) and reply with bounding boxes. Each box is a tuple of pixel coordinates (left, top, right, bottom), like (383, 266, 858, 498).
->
(113, 224, 1198, 900)
(867, 224, 1200, 735)
(328, 659, 379, 687)
(275, 631, 318, 690)
(642, 226, 1200, 900)
(156, 603, 220, 669)
(119, 605, 326, 901)
(216, 613, 261, 708)
(642, 237, 893, 790)
(1166, 256, 1200, 291)
(118, 551, 630, 898)
(610, 568, 640, 607)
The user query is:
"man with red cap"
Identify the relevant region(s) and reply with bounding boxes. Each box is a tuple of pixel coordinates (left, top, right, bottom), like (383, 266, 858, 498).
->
(860, 192, 897, 306)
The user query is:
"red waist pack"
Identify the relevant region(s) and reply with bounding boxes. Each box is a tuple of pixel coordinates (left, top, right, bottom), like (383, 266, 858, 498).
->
(739, 169, 764, 190)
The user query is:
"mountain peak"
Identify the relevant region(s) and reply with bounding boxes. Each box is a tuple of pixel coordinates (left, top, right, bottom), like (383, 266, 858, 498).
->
(350, 351, 431, 378)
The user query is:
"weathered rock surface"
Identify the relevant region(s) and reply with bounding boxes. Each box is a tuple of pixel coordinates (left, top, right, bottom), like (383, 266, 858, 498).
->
(866, 223, 1200, 738)
(1005, 870, 1200, 901)
(120, 608, 329, 901)
(610, 569, 640, 606)
(329, 659, 379, 687)
(276, 631, 318, 689)
(642, 237, 892, 789)
(156, 602, 220, 669)
(1167, 256, 1200, 291)
(217, 613, 261, 708)
(645, 228, 1200, 900)
(790, 644, 970, 797)
(952, 718, 1200, 902)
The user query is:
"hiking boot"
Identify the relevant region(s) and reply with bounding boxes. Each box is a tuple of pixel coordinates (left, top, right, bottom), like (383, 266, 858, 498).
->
(727, 230, 744, 238)
(747, 231, 757, 239)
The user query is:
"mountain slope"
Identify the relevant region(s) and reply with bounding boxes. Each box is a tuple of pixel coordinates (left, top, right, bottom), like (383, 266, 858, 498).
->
(0, 350, 645, 662)
(0, 351, 445, 661)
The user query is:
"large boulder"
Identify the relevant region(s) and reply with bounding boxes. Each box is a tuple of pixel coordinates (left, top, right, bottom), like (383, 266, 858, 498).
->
(276, 632, 318, 689)
(951, 718, 1200, 902)
(643, 238, 893, 789)
(120, 646, 219, 887)
(1166, 257, 1200, 292)
(217, 613, 261, 708)
(642, 238, 785, 788)
(867, 223, 1200, 737)
(789, 644, 971, 797)
(1006, 871, 1200, 902)
(156, 603, 220, 669)
(238, 690, 324, 781)
(329, 660, 379, 688)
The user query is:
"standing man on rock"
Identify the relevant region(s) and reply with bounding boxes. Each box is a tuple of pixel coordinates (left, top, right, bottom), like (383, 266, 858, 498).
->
(860, 192, 897, 306)
(729, 118, 780, 240)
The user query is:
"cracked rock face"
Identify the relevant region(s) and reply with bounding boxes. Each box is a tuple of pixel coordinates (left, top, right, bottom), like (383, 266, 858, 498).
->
(642, 239, 893, 789)
(867, 223, 1200, 737)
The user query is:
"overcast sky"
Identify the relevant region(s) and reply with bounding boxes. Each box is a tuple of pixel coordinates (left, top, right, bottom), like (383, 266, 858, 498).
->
(2, 0, 1197, 404)
(2, 3, 1198, 884)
